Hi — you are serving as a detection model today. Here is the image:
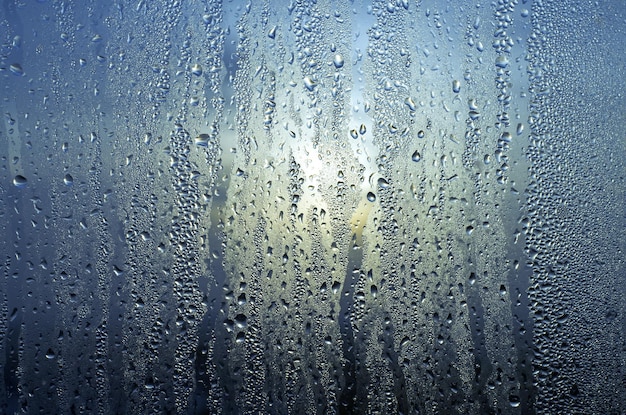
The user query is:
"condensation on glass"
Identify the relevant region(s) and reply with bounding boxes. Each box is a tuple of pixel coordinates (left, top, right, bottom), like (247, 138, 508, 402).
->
(0, 1, 624, 414)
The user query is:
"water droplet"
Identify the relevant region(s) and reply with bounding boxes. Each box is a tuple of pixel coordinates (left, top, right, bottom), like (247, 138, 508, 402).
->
(417, 130, 425, 139)
(63, 174, 74, 186)
(516, 123, 524, 135)
(377, 178, 389, 189)
(359, 124, 366, 135)
(366, 192, 376, 202)
(333, 54, 344, 68)
(268, 25, 277, 39)
(191, 63, 203, 76)
(234, 314, 248, 329)
(45, 348, 56, 359)
(303, 76, 316, 91)
(350, 129, 358, 139)
(370, 284, 378, 297)
(195, 134, 209, 147)
(13, 175, 27, 188)
(495, 56, 509, 68)
(405, 97, 416, 111)
(9, 63, 24, 76)
(452, 79, 461, 93)
(509, 395, 521, 408)
(411, 151, 421, 162)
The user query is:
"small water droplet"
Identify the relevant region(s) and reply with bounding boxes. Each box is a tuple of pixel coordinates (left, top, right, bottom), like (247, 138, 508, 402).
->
(405, 97, 416, 111)
(63, 174, 74, 186)
(9, 63, 24, 76)
(191, 63, 203, 76)
(350, 129, 358, 139)
(411, 151, 421, 162)
(417, 130, 425, 139)
(366, 192, 376, 202)
(509, 395, 521, 408)
(359, 124, 366, 135)
(370, 284, 378, 297)
(452, 79, 461, 93)
(377, 178, 389, 189)
(268, 25, 277, 39)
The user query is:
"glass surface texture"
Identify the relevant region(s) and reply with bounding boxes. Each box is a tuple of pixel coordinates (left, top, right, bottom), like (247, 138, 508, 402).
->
(0, 1, 624, 414)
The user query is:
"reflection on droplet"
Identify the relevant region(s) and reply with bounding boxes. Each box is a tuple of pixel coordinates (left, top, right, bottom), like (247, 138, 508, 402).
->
(13, 175, 27, 188)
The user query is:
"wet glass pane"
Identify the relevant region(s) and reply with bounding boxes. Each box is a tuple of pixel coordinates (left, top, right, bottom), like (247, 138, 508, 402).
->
(0, 1, 624, 414)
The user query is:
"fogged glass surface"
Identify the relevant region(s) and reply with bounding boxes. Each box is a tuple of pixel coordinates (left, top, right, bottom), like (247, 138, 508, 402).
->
(0, 1, 624, 414)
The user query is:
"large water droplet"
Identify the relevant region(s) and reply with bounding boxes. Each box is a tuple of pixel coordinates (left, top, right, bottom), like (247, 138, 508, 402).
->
(303, 77, 316, 91)
(13, 175, 27, 188)
(195, 134, 209, 147)
(333, 54, 344, 68)
(495, 56, 509, 68)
